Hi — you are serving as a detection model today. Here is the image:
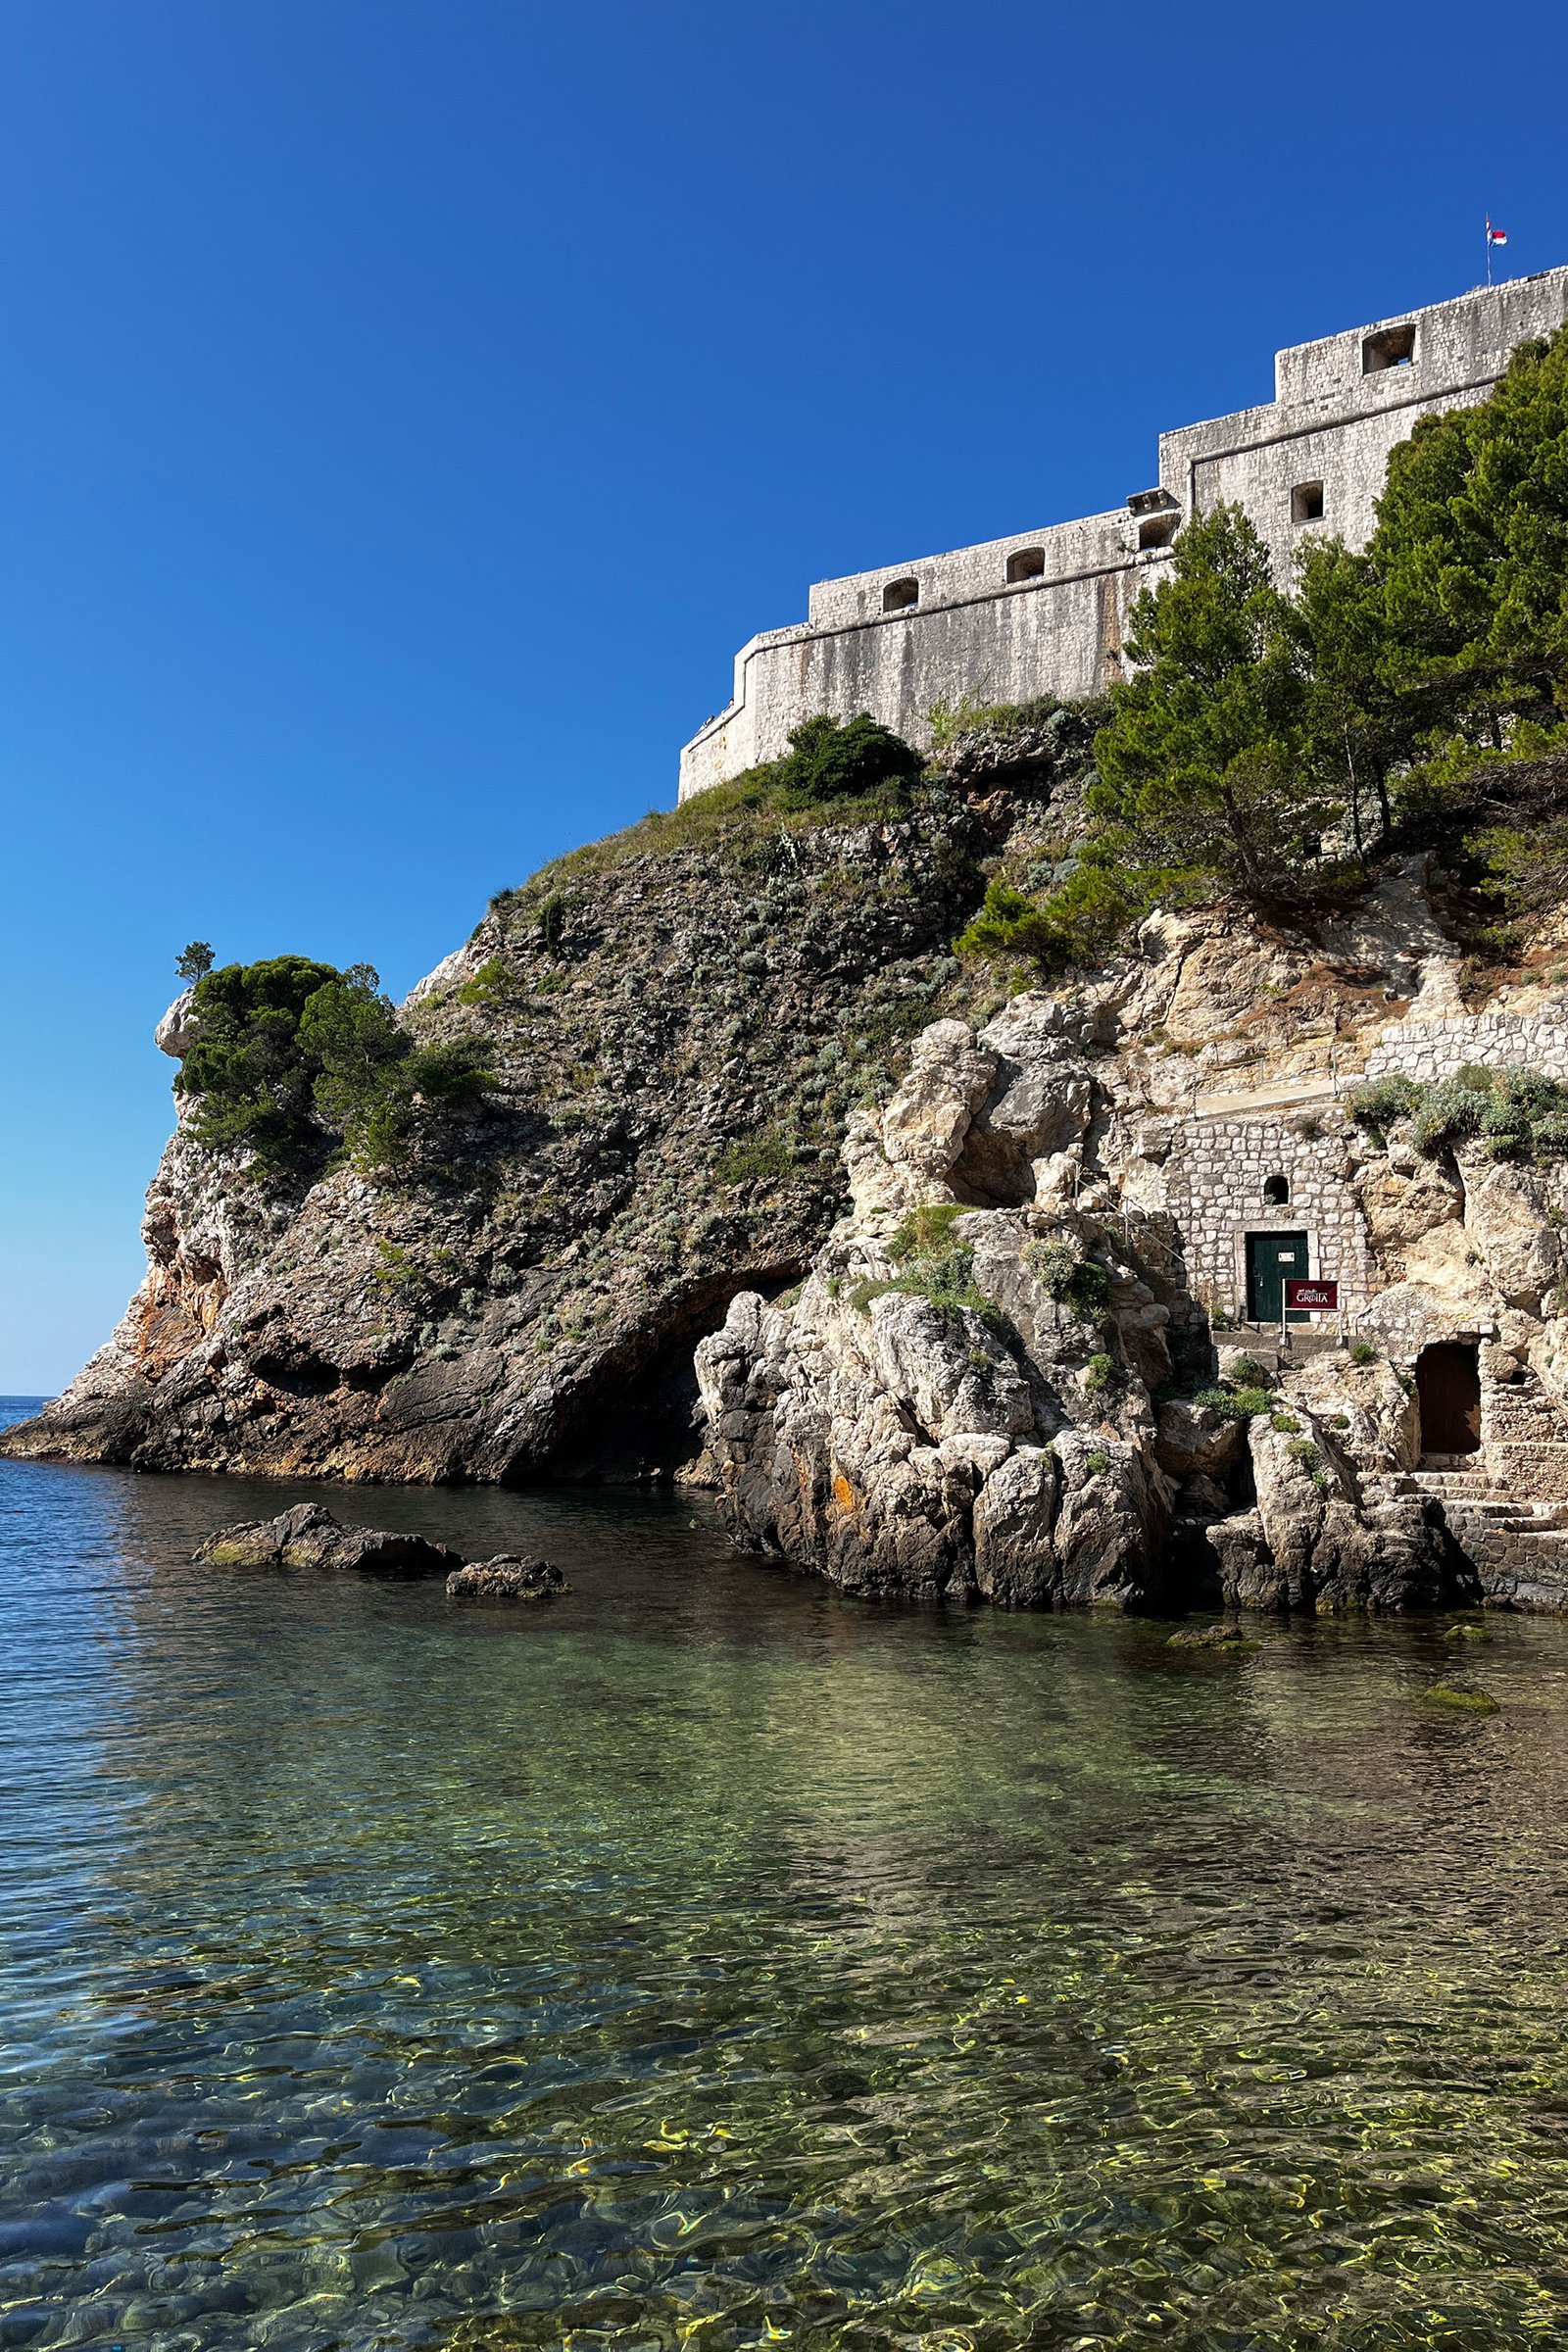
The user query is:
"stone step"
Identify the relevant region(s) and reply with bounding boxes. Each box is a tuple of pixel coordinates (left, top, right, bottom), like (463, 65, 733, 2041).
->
(1419, 1451, 1488, 1473)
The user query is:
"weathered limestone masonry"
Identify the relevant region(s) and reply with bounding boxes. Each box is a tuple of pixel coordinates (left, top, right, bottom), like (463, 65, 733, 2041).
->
(1159, 1108, 1371, 1322)
(1364, 1002, 1568, 1086)
(679, 270, 1568, 801)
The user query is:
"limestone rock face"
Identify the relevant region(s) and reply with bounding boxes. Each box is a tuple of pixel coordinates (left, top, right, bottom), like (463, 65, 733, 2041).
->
(696, 1036, 1181, 1606)
(1154, 1399, 1243, 1481)
(155, 989, 200, 1060)
(195, 1503, 464, 1577)
(1459, 1154, 1565, 1312)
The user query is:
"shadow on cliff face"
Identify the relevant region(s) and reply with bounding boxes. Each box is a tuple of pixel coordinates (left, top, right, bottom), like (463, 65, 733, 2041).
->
(509, 1264, 804, 1484)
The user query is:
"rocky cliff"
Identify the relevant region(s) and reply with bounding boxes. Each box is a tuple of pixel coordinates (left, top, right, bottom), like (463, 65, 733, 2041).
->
(15, 760, 1568, 1612)
(5, 788, 1000, 1482)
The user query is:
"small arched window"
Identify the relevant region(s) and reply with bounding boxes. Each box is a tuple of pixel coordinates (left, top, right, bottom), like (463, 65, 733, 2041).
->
(1263, 1173, 1291, 1206)
(1006, 547, 1046, 583)
(882, 577, 919, 613)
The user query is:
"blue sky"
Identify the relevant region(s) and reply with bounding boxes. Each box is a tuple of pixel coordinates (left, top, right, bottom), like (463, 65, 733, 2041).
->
(3, 0, 1567, 1391)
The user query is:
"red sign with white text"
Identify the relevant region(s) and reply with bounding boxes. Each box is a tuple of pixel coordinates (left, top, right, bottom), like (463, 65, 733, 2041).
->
(1285, 1279, 1338, 1312)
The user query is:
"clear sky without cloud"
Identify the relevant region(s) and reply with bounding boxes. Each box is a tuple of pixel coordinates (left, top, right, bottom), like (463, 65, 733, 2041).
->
(3, 0, 1567, 1390)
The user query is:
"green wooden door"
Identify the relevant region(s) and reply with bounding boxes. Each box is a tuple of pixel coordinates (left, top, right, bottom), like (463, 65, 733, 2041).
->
(1246, 1230, 1310, 1323)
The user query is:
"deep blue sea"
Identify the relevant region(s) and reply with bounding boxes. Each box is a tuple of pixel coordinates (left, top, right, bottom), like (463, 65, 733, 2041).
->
(6, 1396, 1568, 2349)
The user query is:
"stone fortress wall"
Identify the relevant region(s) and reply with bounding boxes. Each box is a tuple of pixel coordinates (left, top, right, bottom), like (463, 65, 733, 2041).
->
(679, 270, 1568, 802)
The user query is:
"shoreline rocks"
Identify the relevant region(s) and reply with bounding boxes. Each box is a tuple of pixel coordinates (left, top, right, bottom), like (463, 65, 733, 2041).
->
(195, 1503, 464, 1579)
(446, 1557, 569, 1599)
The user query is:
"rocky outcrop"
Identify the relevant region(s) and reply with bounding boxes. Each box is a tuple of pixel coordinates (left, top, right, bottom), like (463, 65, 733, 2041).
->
(446, 1557, 568, 1599)
(4, 793, 998, 1483)
(17, 777, 1568, 1614)
(696, 997, 1192, 1606)
(195, 1503, 463, 1577)
(698, 1003, 1477, 1615)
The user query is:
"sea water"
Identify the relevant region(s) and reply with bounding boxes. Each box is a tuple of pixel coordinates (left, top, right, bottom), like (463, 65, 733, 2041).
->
(4, 1398, 1568, 2349)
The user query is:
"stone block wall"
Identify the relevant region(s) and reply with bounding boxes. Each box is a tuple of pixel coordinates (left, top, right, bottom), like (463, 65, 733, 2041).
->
(1161, 1111, 1369, 1321)
(1362, 1001, 1568, 1087)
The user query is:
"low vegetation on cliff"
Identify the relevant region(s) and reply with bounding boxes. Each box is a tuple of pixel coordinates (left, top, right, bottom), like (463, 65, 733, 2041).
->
(176, 956, 496, 1175)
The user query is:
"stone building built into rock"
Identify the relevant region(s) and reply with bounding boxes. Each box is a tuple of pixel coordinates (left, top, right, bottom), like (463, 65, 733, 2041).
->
(678, 270, 1568, 802)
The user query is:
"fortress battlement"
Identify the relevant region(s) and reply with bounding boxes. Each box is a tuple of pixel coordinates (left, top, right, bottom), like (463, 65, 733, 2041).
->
(678, 270, 1568, 803)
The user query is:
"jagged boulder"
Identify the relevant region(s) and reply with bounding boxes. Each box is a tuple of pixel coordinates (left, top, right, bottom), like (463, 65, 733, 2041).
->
(195, 1502, 463, 1578)
(446, 1557, 569, 1599)
(1202, 1413, 1471, 1612)
(1154, 1399, 1244, 1482)
(695, 1200, 1175, 1608)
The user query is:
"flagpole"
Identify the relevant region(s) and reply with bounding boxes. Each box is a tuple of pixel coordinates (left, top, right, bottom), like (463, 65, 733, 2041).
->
(1486, 216, 1493, 287)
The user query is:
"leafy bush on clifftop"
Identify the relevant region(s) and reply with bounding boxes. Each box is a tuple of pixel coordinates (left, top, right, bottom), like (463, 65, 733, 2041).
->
(512, 714, 927, 890)
(177, 956, 496, 1176)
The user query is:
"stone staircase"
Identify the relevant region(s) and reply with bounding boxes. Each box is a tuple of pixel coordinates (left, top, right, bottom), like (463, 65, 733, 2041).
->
(1373, 1455, 1568, 1608)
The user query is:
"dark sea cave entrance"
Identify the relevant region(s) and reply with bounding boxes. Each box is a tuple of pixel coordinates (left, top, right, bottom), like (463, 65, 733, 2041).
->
(508, 1264, 804, 1485)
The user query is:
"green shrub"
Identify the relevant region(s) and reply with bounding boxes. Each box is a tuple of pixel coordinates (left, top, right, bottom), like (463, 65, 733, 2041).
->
(850, 1238, 1004, 1335)
(1085, 1448, 1111, 1475)
(1348, 1075, 1421, 1137)
(1270, 1412, 1300, 1433)
(1085, 1351, 1116, 1393)
(176, 956, 497, 1176)
(769, 711, 922, 808)
(1349, 1340, 1378, 1365)
(536, 893, 572, 952)
(956, 857, 1147, 974)
(454, 957, 517, 1006)
(1411, 1077, 1489, 1155)
(1352, 1065, 1568, 1166)
(1029, 1242, 1113, 1318)
(1193, 1383, 1271, 1423)
(1228, 1352, 1269, 1387)
(715, 1130, 798, 1186)
(888, 1202, 966, 1261)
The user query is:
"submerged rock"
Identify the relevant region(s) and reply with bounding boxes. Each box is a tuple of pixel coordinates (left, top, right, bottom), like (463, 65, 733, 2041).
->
(1166, 1621, 1251, 1648)
(195, 1502, 463, 1578)
(445, 1557, 569, 1599)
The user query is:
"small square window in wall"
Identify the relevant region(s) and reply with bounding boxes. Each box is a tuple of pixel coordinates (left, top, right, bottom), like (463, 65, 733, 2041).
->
(1362, 322, 1417, 373)
(1292, 480, 1325, 525)
(882, 577, 919, 613)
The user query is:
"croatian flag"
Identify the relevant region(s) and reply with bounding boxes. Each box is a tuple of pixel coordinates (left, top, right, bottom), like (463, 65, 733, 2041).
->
(1489, 220, 1508, 246)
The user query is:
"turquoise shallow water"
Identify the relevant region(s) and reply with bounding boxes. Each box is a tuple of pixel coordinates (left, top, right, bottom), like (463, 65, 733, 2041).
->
(7, 1405, 1568, 2347)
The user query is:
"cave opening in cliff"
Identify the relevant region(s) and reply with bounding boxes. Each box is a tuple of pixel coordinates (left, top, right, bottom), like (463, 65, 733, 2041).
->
(506, 1266, 804, 1485)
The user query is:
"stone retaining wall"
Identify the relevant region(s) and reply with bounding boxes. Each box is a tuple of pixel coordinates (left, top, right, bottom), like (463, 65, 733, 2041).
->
(1363, 1000, 1568, 1086)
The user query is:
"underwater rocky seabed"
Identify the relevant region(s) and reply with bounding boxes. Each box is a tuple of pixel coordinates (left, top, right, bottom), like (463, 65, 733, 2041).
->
(8, 1405, 1568, 2349)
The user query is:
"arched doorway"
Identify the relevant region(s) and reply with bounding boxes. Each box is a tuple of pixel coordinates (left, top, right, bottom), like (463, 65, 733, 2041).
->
(1415, 1343, 1481, 1456)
